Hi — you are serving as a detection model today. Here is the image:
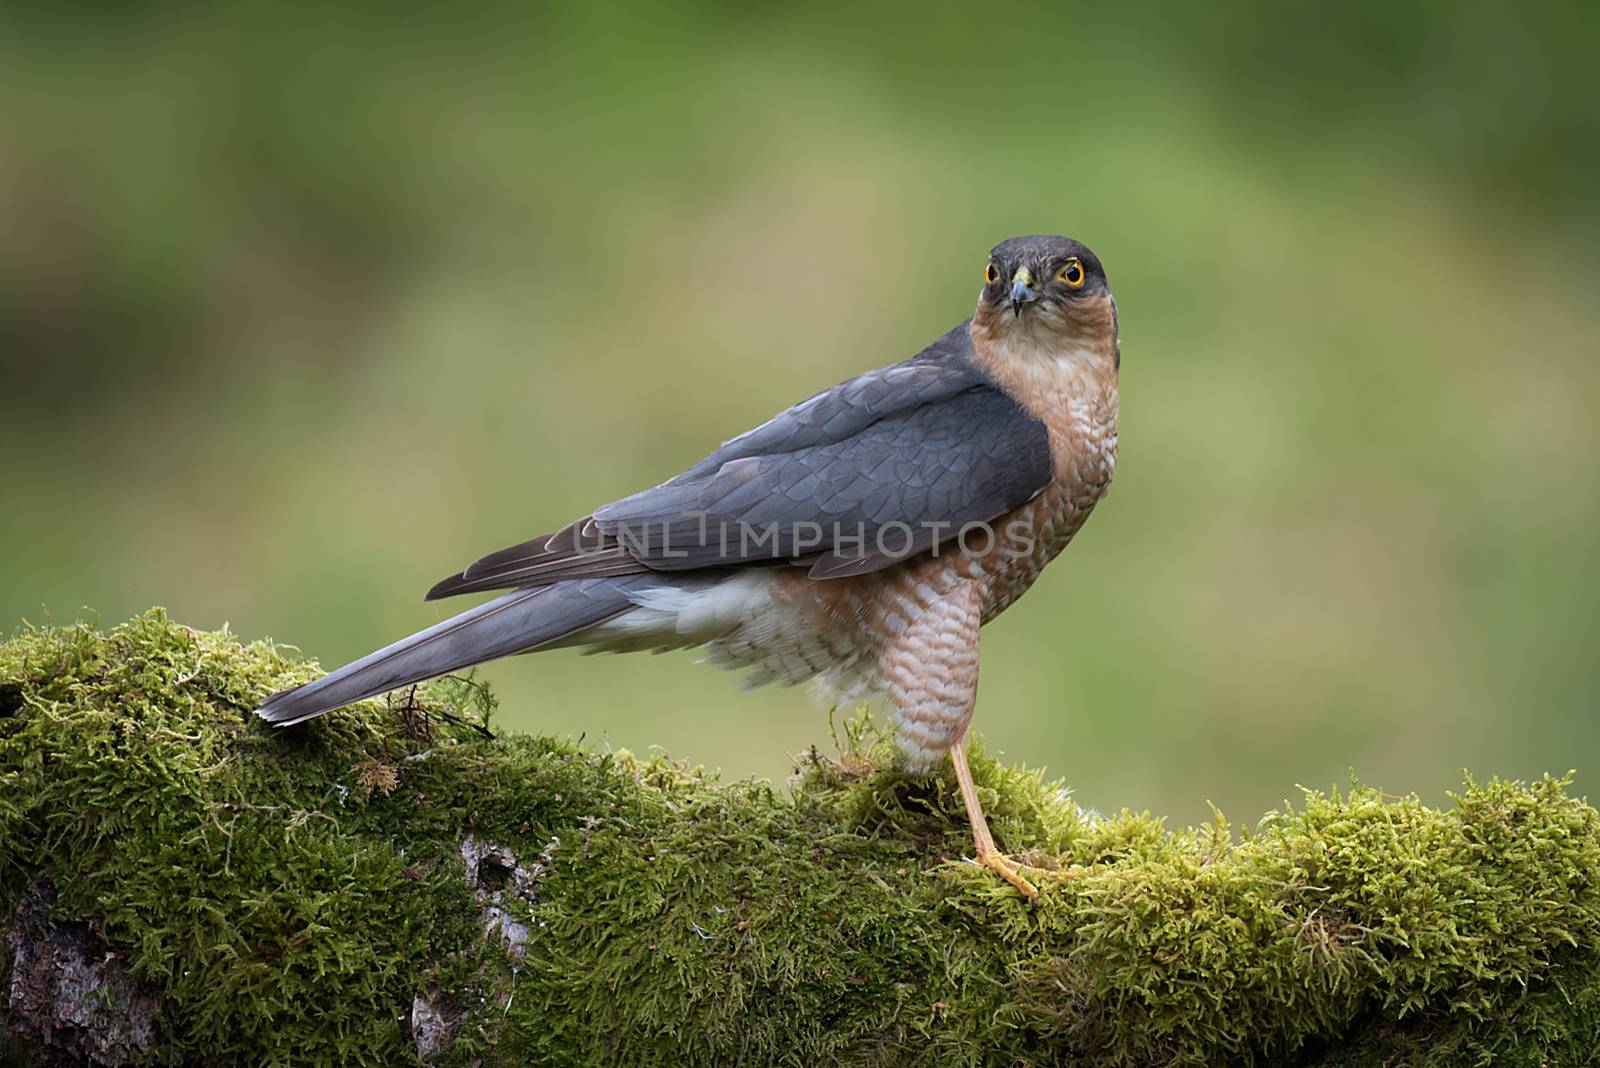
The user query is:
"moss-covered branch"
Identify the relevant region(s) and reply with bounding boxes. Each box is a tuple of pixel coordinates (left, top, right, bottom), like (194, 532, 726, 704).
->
(0, 611, 1596, 1066)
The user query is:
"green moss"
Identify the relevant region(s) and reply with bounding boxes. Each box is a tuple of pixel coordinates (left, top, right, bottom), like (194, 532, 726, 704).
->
(0, 610, 1596, 1066)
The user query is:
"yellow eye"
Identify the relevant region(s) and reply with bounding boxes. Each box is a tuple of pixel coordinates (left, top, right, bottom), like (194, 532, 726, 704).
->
(1058, 259, 1085, 288)
(984, 261, 1001, 286)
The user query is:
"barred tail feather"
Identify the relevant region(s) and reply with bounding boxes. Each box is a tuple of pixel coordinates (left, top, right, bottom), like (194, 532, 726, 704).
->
(254, 578, 649, 727)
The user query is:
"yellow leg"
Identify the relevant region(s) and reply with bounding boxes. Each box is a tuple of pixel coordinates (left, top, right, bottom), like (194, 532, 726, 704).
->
(949, 739, 1037, 901)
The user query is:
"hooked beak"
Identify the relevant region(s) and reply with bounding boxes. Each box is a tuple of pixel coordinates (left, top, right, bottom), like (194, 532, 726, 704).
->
(1008, 267, 1038, 316)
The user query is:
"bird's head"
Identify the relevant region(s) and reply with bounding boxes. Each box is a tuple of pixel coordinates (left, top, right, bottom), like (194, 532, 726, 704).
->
(972, 235, 1117, 365)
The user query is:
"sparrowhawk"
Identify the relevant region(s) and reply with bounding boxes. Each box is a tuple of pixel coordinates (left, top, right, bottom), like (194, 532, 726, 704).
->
(258, 234, 1120, 899)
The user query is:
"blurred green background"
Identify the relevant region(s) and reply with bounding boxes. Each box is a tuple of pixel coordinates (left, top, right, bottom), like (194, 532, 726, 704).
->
(3, 4, 1597, 825)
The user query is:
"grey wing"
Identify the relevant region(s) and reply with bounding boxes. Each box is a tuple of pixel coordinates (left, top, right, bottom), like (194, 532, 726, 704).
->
(426, 322, 1051, 597)
(660, 324, 981, 484)
(592, 384, 1051, 577)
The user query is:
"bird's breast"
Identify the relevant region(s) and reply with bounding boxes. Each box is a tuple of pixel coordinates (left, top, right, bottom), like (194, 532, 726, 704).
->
(976, 386, 1117, 620)
(949, 348, 1120, 622)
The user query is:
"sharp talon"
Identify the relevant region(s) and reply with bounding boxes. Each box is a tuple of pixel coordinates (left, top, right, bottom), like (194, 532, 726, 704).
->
(977, 849, 1038, 901)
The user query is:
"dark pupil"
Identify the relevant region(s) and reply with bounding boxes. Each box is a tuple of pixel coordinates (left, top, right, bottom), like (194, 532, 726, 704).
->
(1067, 264, 1081, 282)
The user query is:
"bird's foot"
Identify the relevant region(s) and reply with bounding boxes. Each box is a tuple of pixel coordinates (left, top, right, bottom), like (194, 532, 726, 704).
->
(974, 848, 1038, 901)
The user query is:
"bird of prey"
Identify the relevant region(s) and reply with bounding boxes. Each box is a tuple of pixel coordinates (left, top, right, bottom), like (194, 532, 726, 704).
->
(258, 234, 1120, 899)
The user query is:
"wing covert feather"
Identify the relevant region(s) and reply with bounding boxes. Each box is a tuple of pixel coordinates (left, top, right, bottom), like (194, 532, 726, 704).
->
(426, 321, 1052, 598)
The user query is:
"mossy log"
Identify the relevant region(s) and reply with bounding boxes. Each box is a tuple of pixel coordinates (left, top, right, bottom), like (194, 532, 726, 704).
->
(0, 611, 1596, 1067)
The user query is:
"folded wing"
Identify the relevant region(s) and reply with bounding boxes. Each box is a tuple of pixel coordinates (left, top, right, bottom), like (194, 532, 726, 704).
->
(426, 323, 1052, 598)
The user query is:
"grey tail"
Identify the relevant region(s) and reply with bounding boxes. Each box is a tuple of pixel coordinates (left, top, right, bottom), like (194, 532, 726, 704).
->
(254, 578, 646, 727)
